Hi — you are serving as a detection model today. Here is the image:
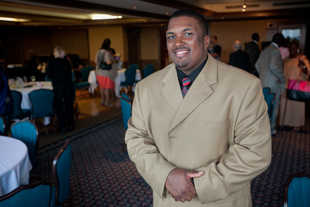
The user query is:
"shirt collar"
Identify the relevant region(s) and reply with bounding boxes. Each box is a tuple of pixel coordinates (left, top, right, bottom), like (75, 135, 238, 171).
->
(176, 57, 208, 87)
(271, 42, 278, 48)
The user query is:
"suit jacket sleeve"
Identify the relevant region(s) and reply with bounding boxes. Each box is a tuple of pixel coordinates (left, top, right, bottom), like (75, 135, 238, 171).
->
(270, 49, 285, 83)
(255, 55, 261, 74)
(195, 78, 272, 204)
(125, 83, 176, 198)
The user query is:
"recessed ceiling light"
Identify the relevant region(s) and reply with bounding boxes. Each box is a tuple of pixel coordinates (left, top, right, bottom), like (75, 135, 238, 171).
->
(165, 12, 169, 15)
(132, 6, 137, 9)
(91, 14, 122, 20)
(0, 17, 30, 22)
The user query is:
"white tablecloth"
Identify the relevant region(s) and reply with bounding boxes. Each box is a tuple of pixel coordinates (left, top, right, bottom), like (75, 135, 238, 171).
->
(0, 136, 32, 196)
(88, 69, 141, 98)
(88, 70, 97, 94)
(10, 81, 53, 110)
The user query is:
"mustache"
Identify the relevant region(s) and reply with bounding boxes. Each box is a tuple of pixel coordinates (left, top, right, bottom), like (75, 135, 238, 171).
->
(173, 46, 190, 53)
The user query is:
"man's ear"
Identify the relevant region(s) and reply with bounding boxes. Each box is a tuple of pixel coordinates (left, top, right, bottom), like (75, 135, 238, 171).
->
(204, 36, 210, 50)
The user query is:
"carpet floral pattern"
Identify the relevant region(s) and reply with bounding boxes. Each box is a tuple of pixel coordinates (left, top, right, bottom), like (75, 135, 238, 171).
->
(31, 116, 310, 207)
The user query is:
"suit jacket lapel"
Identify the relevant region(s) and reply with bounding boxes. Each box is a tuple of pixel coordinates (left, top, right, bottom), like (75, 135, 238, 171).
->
(168, 55, 219, 132)
(161, 65, 183, 111)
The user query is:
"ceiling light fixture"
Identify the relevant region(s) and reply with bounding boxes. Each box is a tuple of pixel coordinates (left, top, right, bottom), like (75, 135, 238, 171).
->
(91, 14, 122, 20)
(0, 17, 30, 22)
(242, 1, 247, 12)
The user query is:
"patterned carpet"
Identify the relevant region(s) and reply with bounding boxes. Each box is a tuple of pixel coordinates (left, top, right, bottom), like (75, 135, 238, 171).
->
(31, 116, 310, 207)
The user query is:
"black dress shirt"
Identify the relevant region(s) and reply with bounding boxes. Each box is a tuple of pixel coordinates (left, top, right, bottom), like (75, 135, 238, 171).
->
(176, 57, 208, 90)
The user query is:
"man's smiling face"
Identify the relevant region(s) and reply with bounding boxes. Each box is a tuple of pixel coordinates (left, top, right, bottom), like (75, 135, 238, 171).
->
(166, 16, 209, 75)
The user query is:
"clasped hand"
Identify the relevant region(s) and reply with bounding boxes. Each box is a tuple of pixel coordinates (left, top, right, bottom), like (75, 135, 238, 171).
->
(165, 168, 204, 202)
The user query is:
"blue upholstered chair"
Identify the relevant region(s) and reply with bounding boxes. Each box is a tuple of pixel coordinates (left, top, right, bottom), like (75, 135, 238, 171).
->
(264, 92, 275, 122)
(45, 76, 52, 81)
(142, 65, 154, 78)
(29, 89, 56, 131)
(128, 64, 139, 70)
(283, 173, 310, 207)
(76, 67, 91, 94)
(0, 116, 4, 135)
(120, 93, 132, 152)
(120, 68, 137, 87)
(0, 181, 53, 207)
(9, 90, 31, 120)
(52, 139, 72, 206)
(263, 87, 270, 100)
(10, 120, 39, 168)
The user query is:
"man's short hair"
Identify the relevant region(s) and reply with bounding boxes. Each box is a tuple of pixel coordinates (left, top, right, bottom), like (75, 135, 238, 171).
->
(169, 9, 208, 36)
(272, 33, 285, 44)
(252, 33, 259, 41)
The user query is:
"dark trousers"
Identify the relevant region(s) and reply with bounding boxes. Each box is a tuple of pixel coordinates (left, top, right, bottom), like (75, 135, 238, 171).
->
(53, 86, 74, 130)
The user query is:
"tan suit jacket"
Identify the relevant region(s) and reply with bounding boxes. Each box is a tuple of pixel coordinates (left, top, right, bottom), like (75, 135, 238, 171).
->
(126, 55, 272, 207)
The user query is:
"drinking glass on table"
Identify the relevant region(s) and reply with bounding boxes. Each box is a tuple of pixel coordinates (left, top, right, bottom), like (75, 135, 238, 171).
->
(30, 76, 36, 82)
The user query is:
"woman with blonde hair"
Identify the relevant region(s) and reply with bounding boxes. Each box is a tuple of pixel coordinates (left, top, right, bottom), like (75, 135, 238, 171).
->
(46, 46, 74, 133)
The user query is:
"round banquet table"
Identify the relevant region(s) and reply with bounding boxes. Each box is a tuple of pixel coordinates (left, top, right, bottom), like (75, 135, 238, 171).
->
(0, 136, 33, 196)
(10, 81, 53, 110)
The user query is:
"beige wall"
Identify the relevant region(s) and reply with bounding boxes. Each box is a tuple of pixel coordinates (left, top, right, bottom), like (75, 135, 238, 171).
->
(140, 28, 159, 60)
(23, 29, 52, 60)
(88, 26, 125, 64)
(23, 28, 89, 61)
(209, 20, 267, 63)
(51, 29, 89, 60)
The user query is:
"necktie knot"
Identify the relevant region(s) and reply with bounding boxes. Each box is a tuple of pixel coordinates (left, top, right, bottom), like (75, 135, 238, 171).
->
(182, 77, 191, 97)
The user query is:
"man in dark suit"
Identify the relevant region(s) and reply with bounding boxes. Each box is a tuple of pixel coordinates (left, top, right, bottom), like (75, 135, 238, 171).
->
(244, 33, 260, 76)
(228, 40, 252, 73)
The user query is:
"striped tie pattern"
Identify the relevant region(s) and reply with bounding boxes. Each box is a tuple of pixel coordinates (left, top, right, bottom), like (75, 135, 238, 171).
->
(182, 77, 191, 97)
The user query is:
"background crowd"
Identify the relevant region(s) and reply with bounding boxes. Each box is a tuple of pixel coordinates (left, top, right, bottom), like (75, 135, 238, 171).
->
(213, 32, 310, 137)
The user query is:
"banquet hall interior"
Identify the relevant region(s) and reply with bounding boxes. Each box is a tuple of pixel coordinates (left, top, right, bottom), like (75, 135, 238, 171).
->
(1, 0, 310, 206)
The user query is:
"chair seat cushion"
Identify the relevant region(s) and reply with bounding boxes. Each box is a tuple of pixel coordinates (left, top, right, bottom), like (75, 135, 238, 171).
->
(76, 82, 90, 88)
(50, 186, 56, 207)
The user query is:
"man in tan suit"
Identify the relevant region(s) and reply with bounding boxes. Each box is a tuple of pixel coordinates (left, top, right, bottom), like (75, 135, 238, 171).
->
(125, 9, 272, 207)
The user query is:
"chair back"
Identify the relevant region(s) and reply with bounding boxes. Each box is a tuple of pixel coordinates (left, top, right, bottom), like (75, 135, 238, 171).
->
(0, 116, 4, 135)
(10, 120, 39, 168)
(124, 68, 136, 85)
(80, 67, 91, 82)
(53, 139, 72, 205)
(283, 173, 310, 207)
(128, 64, 139, 70)
(29, 89, 54, 118)
(143, 67, 154, 78)
(120, 97, 132, 130)
(44, 76, 52, 81)
(10, 91, 23, 118)
(263, 87, 270, 99)
(0, 181, 53, 207)
(265, 92, 275, 122)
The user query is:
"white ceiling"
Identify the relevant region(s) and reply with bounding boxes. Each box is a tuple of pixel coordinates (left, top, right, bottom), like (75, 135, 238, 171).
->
(0, 0, 310, 26)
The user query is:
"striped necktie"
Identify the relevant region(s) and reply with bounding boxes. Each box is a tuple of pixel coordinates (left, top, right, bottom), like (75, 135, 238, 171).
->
(182, 77, 191, 97)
